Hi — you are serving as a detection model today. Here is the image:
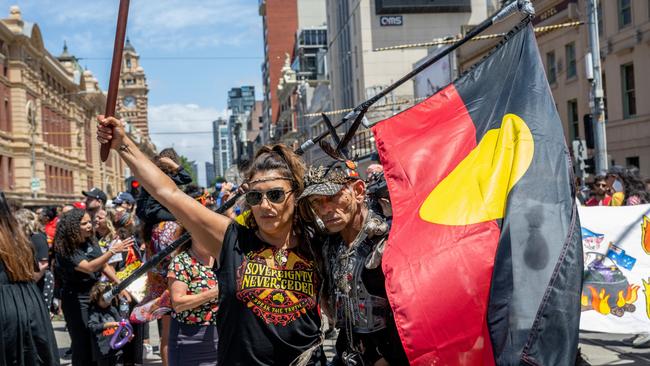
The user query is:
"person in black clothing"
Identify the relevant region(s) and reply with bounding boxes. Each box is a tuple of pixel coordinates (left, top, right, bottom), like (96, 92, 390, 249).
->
(14, 208, 54, 307)
(0, 192, 59, 366)
(98, 116, 324, 365)
(83, 187, 108, 219)
(54, 209, 132, 366)
(88, 282, 123, 366)
(113, 192, 137, 213)
(134, 148, 192, 366)
(135, 148, 193, 225)
(298, 164, 409, 366)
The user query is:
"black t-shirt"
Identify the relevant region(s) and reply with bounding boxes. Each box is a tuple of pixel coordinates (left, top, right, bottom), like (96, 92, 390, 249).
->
(87, 303, 121, 359)
(30, 232, 49, 263)
(55, 240, 103, 294)
(30, 232, 49, 290)
(216, 223, 322, 365)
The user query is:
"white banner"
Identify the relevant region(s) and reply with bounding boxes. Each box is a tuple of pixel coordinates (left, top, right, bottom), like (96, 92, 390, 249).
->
(579, 204, 650, 333)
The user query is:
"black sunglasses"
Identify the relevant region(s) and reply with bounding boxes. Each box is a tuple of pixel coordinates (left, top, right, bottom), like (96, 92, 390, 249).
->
(245, 189, 294, 206)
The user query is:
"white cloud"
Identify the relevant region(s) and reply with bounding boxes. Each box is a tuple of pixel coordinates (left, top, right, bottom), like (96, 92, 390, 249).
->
(148, 103, 226, 185)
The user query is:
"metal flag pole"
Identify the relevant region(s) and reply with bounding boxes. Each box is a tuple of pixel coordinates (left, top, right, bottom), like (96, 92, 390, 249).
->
(586, 0, 608, 173)
(100, 0, 130, 162)
(298, 0, 534, 156)
(103, 0, 535, 301)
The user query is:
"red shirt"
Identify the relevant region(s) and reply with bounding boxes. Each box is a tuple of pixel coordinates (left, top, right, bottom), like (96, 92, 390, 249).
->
(585, 195, 612, 206)
(44, 217, 58, 247)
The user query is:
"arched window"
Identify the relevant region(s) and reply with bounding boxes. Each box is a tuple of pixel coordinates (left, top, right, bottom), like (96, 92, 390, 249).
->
(4, 98, 10, 132)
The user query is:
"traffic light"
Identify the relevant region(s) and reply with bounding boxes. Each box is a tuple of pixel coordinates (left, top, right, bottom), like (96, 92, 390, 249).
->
(583, 114, 594, 149)
(125, 176, 141, 198)
(572, 140, 589, 178)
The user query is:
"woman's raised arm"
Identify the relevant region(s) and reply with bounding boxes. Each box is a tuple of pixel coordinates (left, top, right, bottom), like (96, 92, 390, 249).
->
(96, 116, 231, 258)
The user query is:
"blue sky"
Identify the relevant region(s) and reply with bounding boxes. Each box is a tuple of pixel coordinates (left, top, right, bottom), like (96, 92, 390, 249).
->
(1, 0, 263, 185)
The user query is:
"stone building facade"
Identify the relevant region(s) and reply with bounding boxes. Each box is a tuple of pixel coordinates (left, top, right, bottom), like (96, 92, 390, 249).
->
(0, 6, 149, 206)
(117, 39, 151, 141)
(457, 0, 650, 175)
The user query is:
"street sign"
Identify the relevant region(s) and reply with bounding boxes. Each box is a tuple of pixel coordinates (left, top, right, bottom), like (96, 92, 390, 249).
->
(30, 178, 40, 192)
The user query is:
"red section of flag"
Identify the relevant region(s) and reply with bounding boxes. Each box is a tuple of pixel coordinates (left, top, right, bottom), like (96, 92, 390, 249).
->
(372, 85, 500, 365)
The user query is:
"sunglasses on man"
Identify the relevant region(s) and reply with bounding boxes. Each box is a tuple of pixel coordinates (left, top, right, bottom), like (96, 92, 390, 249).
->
(245, 189, 294, 206)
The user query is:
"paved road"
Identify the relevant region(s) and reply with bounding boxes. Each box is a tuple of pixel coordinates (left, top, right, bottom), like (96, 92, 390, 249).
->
(579, 332, 650, 365)
(53, 320, 337, 365)
(53, 322, 650, 365)
(53, 320, 163, 366)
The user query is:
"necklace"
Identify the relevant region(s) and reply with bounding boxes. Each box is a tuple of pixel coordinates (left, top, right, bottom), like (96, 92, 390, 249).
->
(274, 248, 289, 266)
(254, 230, 295, 267)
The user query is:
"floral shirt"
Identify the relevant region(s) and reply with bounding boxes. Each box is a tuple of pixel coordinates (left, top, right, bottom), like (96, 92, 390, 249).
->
(168, 250, 219, 325)
(144, 221, 184, 301)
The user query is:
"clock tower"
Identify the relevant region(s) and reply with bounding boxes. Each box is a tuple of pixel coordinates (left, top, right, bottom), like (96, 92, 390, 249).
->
(117, 38, 149, 136)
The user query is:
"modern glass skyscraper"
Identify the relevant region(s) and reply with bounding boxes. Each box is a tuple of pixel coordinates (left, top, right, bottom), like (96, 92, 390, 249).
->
(227, 86, 256, 162)
(212, 118, 231, 178)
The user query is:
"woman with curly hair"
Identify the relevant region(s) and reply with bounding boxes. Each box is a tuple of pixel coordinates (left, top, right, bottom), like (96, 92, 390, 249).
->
(99, 116, 324, 365)
(0, 192, 59, 365)
(54, 208, 131, 366)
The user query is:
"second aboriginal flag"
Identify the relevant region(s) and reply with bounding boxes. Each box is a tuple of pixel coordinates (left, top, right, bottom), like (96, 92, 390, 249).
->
(372, 21, 582, 365)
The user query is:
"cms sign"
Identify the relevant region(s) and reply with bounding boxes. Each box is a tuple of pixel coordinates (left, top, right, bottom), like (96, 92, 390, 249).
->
(379, 15, 403, 26)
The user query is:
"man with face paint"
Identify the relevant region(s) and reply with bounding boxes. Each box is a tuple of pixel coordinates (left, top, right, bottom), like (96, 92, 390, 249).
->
(298, 164, 408, 366)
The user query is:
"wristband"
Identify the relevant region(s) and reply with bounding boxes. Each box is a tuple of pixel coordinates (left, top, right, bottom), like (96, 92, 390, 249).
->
(108, 248, 117, 256)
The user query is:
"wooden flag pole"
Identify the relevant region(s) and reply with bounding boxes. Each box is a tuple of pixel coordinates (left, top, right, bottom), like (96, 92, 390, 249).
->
(100, 0, 131, 162)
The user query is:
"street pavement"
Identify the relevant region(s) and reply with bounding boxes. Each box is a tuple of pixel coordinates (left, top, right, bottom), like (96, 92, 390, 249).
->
(53, 320, 336, 365)
(579, 332, 650, 365)
(53, 321, 650, 365)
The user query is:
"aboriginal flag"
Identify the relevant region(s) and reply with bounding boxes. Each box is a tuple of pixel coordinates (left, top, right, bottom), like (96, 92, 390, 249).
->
(372, 21, 582, 365)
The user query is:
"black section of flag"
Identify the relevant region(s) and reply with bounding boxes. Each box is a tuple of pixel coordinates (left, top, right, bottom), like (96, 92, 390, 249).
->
(453, 21, 583, 365)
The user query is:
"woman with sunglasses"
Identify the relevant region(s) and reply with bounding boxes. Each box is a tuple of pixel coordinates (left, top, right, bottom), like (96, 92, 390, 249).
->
(98, 116, 323, 365)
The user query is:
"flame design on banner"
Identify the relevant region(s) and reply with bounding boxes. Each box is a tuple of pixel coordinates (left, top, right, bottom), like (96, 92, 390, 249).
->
(642, 216, 650, 254)
(583, 285, 639, 316)
(643, 278, 650, 319)
(588, 286, 611, 315)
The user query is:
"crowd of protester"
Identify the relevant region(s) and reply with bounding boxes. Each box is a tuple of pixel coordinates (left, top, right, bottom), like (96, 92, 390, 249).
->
(0, 145, 242, 366)
(1, 114, 650, 366)
(576, 166, 650, 207)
